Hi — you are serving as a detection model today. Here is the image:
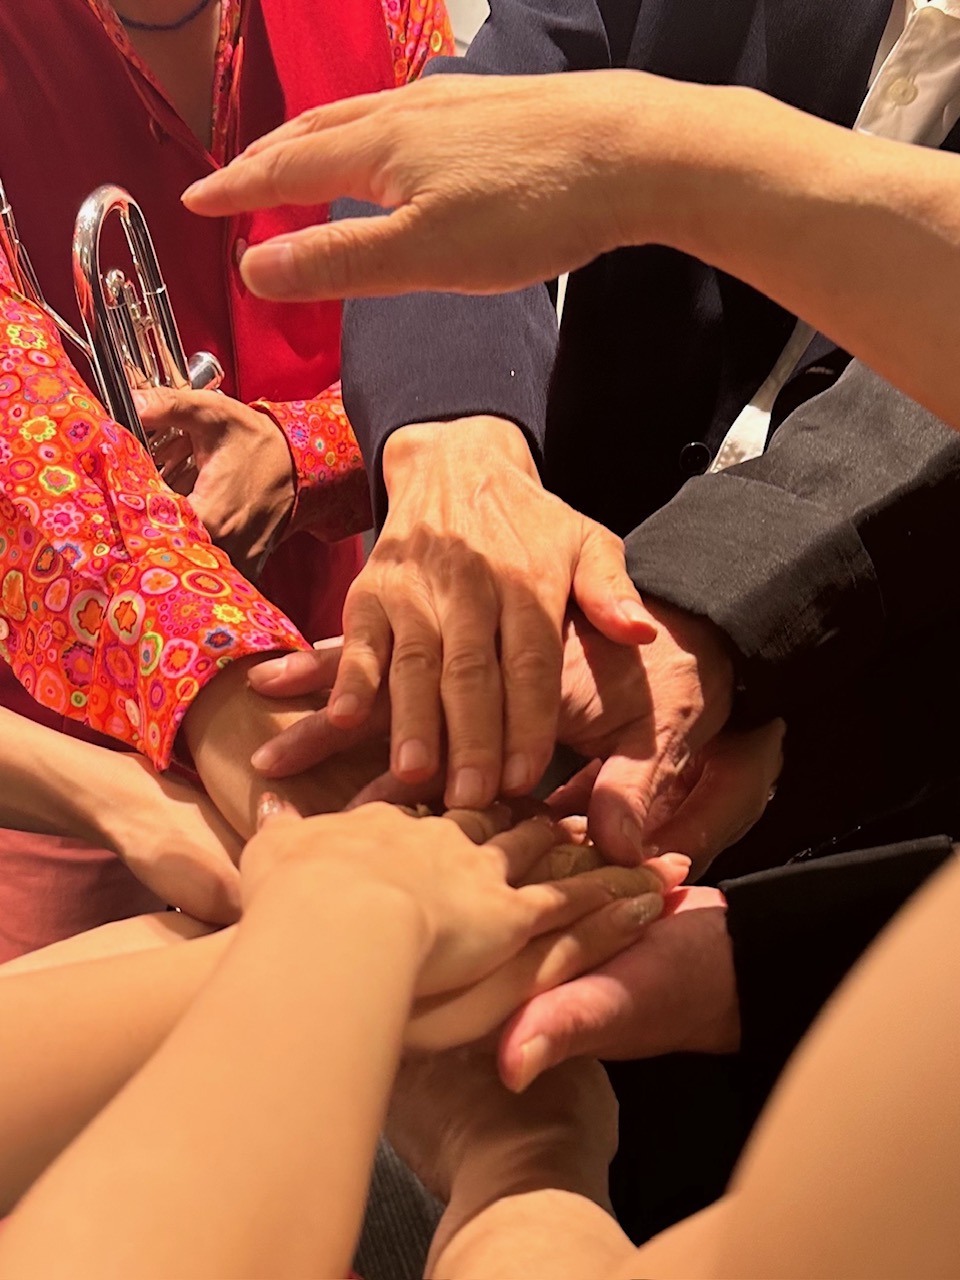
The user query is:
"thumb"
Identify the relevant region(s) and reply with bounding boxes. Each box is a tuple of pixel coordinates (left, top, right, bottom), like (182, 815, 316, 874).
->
(240, 207, 431, 303)
(585, 731, 679, 865)
(646, 723, 785, 879)
(248, 646, 342, 697)
(572, 528, 657, 646)
(498, 976, 628, 1093)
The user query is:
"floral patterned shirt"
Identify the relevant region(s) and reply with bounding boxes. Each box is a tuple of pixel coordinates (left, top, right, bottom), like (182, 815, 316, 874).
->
(0, 247, 307, 767)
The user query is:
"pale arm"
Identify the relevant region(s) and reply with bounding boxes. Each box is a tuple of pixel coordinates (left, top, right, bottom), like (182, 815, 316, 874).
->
(181, 653, 390, 835)
(0, 867, 423, 1280)
(642, 83, 960, 438)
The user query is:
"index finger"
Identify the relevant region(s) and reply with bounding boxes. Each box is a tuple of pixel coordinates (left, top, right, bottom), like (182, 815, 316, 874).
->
(182, 126, 375, 218)
(239, 90, 393, 159)
(484, 817, 560, 884)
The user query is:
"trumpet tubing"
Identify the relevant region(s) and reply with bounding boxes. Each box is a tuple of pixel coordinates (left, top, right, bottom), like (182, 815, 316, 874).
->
(0, 175, 222, 463)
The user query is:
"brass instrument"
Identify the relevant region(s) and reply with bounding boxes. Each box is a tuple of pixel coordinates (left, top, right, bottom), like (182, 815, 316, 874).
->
(0, 178, 222, 458)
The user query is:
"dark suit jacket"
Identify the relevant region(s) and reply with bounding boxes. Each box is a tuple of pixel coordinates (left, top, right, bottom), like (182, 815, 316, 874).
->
(607, 834, 956, 1243)
(337, 0, 960, 867)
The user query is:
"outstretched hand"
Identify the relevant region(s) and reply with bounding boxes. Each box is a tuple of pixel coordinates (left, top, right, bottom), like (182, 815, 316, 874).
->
(182, 71, 699, 299)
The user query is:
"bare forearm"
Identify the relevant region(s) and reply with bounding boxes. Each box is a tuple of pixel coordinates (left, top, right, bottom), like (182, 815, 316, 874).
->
(631, 83, 960, 433)
(432, 1185, 633, 1280)
(182, 655, 389, 834)
(0, 923, 231, 1212)
(0, 708, 112, 844)
(0, 867, 424, 1280)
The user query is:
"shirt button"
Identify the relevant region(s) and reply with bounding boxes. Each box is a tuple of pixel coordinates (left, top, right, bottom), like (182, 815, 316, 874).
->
(886, 77, 919, 106)
(233, 237, 248, 268)
(679, 441, 711, 475)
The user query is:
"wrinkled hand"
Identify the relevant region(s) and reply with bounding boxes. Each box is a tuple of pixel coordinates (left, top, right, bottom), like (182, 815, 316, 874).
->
(497, 886, 740, 1092)
(240, 801, 668, 998)
(182, 70, 697, 299)
(245, 602, 781, 871)
(388, 1048, 617, 1215)
(98, 757, 243, 924)
(136, 386, 295, 580)
(556, 608, 785, 868)
(252, 417, 655, 810)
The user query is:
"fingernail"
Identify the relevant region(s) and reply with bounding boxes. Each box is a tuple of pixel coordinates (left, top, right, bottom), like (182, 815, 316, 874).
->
(448, 767, 486, 808)
(329, 694, 360, 722)
(502, 753, 529, 793)
(132, 391, 148, 413)
(182, 178, 208, 202)
(512, 1033, 551, 1093)
(618, 599, 648, 623)
(662, 853, 691, 873)
(611, 892, 662, 930)
(397, 738, 431, 778)
(256, 791, 284, 827)
(243, 240, 295, 288)
(249, 655, 289, 687)
(251, 744, 278, 772)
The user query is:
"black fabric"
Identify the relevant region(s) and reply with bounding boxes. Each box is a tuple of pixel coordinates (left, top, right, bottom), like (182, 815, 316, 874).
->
(722, 835, 956, 1118)
(627, 361, 960, 723)
(338, 0, 960, 869)
(609, 836, 955, 1244)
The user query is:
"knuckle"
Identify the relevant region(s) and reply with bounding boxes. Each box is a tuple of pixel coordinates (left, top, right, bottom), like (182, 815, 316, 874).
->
(442, 646, 496, 687)
(503, 644, 561, 690)
(392, 639, 442, 680)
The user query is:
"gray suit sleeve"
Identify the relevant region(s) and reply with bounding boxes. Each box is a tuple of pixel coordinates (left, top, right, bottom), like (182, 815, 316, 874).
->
(337, 0, 616, 523)
(625, 361, 960, 720)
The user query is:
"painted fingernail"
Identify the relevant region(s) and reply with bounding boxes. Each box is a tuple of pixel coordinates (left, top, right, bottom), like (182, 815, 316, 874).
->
(611, 892, 663, 930)
(256, 791, 284, 827)
(448, 767, 486, 808)
(502, 753, 529, 793)
(329, 693, 360, 722)
(512, 1033, 551, 1093)
(397, 738, 431, 778)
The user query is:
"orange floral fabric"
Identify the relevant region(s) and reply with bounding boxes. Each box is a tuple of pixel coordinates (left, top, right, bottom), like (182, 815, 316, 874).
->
(0, 248, 307, 768)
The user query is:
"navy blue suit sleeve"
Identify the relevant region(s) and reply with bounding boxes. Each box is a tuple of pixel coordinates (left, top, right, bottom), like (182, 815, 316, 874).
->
(336, 0, 617, 524)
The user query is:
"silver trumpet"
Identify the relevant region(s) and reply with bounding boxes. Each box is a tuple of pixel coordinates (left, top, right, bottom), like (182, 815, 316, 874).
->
(1, 178, 222, 460)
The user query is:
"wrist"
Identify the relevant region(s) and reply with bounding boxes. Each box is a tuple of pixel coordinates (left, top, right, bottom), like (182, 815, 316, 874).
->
(249, 854, 431, 960)
(383, 416, 538, 498)
(647, 596, 736, 728)
(611, 79, 771, 257)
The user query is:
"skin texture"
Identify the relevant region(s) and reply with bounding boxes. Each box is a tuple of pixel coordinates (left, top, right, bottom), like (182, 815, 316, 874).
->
(244, 609, 783, 871)
(0, 707, 241, 922)
(0, 800, 677, 1275)
(138, 387, 297, 582)
(304, 412, 656, 813)
(185, 69, 960, 435)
